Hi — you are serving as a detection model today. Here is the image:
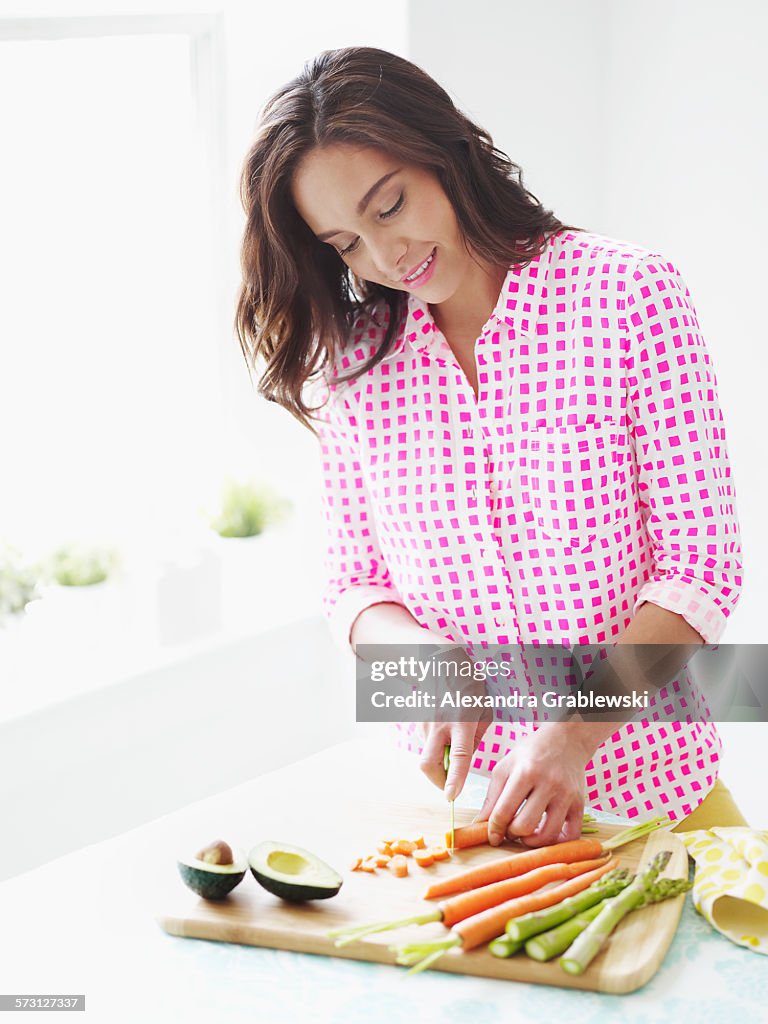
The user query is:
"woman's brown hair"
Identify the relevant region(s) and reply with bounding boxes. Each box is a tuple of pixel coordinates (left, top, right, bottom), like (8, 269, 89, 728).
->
(236, 46, 581, 433)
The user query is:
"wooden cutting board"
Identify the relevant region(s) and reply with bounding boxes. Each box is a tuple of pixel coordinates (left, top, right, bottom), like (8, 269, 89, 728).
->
(156, 742, 688, 994)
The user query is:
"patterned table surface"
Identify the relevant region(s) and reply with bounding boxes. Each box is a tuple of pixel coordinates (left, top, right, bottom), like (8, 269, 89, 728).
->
(0, 738, 765, 1024)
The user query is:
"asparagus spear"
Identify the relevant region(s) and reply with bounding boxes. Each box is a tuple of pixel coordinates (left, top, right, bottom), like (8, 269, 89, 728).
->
(559, 851, 691, 975)
(525, 902, 606, 961)
(488, 935, 525, 958)
(505, 867, 631, 942)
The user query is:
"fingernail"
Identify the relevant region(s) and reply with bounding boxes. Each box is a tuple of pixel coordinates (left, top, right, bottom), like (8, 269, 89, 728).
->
(444, 785, 455, 802)
(488, 830, 501, 846)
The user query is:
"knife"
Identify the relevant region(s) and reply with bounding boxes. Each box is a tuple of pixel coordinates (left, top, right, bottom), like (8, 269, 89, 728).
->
(443, 743, 455, 850)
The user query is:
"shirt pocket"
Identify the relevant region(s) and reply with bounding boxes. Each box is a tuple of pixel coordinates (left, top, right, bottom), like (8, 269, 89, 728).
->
(516, 419, 625, 551)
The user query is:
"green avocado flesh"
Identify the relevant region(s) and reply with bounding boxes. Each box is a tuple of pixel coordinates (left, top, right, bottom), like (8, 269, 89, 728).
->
(248, 842, 343, 902)
(177, 852, 247, 900)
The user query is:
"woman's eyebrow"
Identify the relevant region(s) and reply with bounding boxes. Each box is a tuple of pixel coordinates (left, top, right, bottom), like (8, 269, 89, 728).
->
(316, 168, 402, 242)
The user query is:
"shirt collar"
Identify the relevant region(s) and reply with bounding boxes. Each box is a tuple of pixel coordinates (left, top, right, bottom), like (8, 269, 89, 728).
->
(396, 239, 554, 361)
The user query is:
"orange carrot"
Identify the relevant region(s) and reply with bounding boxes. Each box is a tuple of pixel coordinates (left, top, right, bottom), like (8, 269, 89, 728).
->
(423, 838, 605, 899)
(454, 859, 615, 950)
(391, 840, 418, 856)
(374, 854, 391, 867)
(423, 815, 669, 901)
(439, 855, 611, 928)
(360, 859, 377, 873)
(429, 846, 450, 862)
(349, 857, 362, 872)
(332, 856, 610, 947)
(447, 821, 491, 850)
(414, 850, 435, 868)
(377, 842, 394, 857)
(388, 855, 409, 878)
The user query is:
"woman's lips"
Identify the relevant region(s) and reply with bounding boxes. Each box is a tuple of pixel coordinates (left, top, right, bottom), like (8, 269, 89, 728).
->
(402, 247, 437, 287)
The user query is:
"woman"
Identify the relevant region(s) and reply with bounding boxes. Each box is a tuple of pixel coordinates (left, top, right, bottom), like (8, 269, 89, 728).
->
(235, 46, 747, 843)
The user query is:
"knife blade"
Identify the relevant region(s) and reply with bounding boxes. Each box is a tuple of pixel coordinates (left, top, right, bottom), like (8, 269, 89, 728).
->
(443, 743, 455, 850)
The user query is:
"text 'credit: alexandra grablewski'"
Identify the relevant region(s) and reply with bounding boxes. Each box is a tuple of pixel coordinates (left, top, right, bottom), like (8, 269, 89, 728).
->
(354, 644, 768, 724)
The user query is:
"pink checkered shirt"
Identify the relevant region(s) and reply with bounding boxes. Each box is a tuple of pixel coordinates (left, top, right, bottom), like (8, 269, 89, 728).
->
(313, 229, 743, 821)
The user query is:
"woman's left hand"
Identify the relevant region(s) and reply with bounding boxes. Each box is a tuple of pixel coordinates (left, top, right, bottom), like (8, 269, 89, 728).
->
(473, 723, 598, 847)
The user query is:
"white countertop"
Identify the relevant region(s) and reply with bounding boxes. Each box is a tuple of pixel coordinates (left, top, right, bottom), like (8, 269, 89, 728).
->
(0, 738, 765, 1024)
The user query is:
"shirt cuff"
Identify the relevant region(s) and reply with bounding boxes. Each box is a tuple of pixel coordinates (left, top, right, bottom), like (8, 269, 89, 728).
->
(327, 585, 403, 655)
(633, 579, 728, 644)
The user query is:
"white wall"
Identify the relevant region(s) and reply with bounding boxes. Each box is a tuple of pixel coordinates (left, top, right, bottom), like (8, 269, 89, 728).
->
(409, 0, 768, 643)
(0, 0, 409, 623)
(0, 0, 407, 878)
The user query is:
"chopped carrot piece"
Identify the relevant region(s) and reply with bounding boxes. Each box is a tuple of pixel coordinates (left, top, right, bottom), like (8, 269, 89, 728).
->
(403, 834, 426, 849)
(349, 857, 362, 871)
(413, 850, 435, 868)
(374, 854, 391, 867)
(360, 859, 378, 873)
(428, 846, 450, 861)
(388, 855, 409, 878)
(391, 840, 417, 856)
(377, 842, 394, 856)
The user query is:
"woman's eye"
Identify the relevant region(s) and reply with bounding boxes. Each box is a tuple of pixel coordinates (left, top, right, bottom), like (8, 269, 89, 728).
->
(336, 193, 404, 258)
(338, 238, 360, 257)
(380, 193, 404, 219)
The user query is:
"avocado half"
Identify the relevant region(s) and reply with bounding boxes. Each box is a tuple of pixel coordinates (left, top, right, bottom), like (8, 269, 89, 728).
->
(177, 846, 247, 900)
(248, 841, 343, 902)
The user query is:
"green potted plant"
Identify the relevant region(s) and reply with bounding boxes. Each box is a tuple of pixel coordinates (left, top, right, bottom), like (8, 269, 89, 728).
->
(208, 479, 291, 539)
(206, 478, 292, 632)
(35, 542, 122, 637)
(48, 543, 119, 587)
(0, 544, 42, 626)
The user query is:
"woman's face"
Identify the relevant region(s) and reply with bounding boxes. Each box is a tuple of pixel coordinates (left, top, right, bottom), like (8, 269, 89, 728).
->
(291, 144, 475, 302)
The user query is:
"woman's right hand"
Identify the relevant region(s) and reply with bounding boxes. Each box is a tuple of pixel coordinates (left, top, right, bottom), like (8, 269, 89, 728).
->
(417, 645, 492, 801)
(418, 717, 491, 801)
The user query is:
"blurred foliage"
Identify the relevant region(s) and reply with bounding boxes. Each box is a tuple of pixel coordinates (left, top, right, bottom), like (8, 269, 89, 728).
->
(0, 544, 42, 622)
(48, 543, 119, 586)
(208, 479, 292, 539)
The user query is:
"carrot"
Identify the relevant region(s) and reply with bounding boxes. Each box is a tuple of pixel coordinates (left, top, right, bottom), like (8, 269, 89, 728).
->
(391, 840, 418, 857)
(388, 855, 409, 878)
(447, 821, 490, 850)
(392, 860, 617, 972)
(329, 856, 614, 947)
(360, 859, 377, 874)
(377, 842, 394, 857)
(428, 846, 450, 862)
(449, 812, 604, 852)
(423, 816, 667, 900)
(374, 854, 391, 867)
(414, 850, 435, 868)
(439, 855, 611, 928)
(424, 839, 604, 899)
(455, 859, 616, 949)
(349, 857, 362, 872)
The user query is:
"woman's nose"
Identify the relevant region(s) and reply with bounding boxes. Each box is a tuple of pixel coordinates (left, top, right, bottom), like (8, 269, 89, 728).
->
(368, 235, 408, 283)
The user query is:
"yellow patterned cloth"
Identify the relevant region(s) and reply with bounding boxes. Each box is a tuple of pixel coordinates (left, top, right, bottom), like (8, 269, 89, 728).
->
(678, 827, 768, 954)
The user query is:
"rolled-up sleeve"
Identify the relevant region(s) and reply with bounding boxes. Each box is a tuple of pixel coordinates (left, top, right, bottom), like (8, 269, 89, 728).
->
(312, 381, 403, 654)
(625, 254, 744, 642)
